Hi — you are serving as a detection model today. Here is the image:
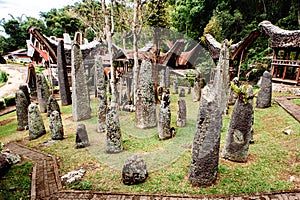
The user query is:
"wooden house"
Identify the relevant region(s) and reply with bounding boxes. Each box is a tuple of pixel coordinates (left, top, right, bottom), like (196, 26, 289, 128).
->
(259, 20, 300, 85)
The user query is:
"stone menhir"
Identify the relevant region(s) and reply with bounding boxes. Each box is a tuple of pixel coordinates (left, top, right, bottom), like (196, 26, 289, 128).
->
(71, 43, 91, 121)
(106, 108, 123, 153)
(165, 67, 170, 88)
(49, 110, 64, 140)
(18, 84, 30, 104)
(172, 76, 178, 94)
(188, 84, 191, 94)
(176, 98, 186, 127)
(179, 88, 185, 97)
(75, 124, 89, 148)
(160, 69, 166, 89)
(135, 60, 157, 129)
(95, 55, 107, 133)
(256, 71, 272, 108)
(47, 95, 60, 117)
(28, 103, 46, 140)
(122, 155, 148, 185)
(189, 40, 230, 187)
(193, 70, 201, 102)
(15, 90, 29, 131)
(57, 40, 72, 106)
(158, 92, 171, 140)
(36, 74, 50, 113)
(221, 85, 254, 162)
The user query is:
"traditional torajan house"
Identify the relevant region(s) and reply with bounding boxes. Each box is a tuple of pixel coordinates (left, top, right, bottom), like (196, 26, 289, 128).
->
(259, 20, 300, 85)
(205, 30, 260, 81)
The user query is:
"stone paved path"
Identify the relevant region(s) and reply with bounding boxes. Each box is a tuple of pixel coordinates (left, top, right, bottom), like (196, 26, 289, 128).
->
(275, 96, 300, 123)
(5, 142, 300, 200)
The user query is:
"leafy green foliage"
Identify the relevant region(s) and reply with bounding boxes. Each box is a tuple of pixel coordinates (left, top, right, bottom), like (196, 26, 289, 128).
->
(231, 83, 254, 104)
(0, 71, 8, 83)
(4, 95, 16, 107)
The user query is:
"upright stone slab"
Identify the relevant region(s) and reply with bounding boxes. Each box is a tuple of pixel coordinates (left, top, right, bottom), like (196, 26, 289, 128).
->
(28, 103, 46, 140)
(57, 40, 72, 106)
(95, 55, 107, 132)
(256, 71, 272, 108)
(188, 84, 191, 94)
(172, 76, 178, 94)
(189, 40, 230, 187)
(176, 98, 186, 127)
(221, 85, 254, 162)
(47, 95, 60, 117)
(122, 155, 148, 185)
(75, 124, 89, 148)
(160, 69, 166, 89)
(158, 92, 171, 140)
(49, 110, 64, 140)
(135, 60, 156, 129)
(179, 88, 185, 97)
(193, 70, 201, 102)
(71, 43, 91, 121)
(19, 84, 30, 104)
(165, 67, 170, 88)
(15, 90, 29, 131)
(106, 108, 123, 153)
(36, 74, 50, 113)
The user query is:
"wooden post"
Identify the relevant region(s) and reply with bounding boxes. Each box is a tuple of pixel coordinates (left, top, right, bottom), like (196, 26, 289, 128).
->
(296, 67, 300, 84)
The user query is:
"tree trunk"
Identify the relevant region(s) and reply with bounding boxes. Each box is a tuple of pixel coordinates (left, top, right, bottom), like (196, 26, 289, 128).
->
(153, 27, 160, 103)
(133, 0, 140, 105)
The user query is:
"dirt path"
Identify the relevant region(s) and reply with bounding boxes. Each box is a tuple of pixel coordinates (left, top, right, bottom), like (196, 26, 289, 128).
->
(0, 64, 28, 99)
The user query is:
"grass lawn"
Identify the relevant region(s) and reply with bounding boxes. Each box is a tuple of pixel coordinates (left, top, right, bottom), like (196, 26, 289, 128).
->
(0, 91, 299, 196)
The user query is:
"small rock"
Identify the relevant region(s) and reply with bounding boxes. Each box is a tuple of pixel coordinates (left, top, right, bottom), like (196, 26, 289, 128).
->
(122, 155, 148, 185)
(2, 152, 21, 165)
(290, 176, 295, 182)
(283, 129, 292, 135)
(61, 168, 86, 185)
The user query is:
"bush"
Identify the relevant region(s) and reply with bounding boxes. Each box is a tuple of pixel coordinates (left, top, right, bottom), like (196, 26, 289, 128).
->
(4, 96, 16, 107)
(0, 99, 4, 110)
(0, 71, 8, 83)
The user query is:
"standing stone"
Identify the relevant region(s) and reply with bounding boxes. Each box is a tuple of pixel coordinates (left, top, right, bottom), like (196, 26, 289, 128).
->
(188, 84, 191, 94)
(19, 84, 30, 104)
(122, 155, 148, 185)
(221, 85, 254, 162)
(57, 40, 72, 106)
(36, 74, 50, 113)
(71, 43, 91, 121)
(192, 70, 201, 102)
(189, 40, 230, 187)
(47, 95, 60, 117)
(160, 69, 166, 89)
(165, 67, 170, 88)
(49, 110, 64, 140)
(75, 124, 89, 148)
(95, 55, 107, 133)
(179, 88, 185, 97)
(135, 60, 156, 129)
(256, 71, 272, 108)
(106, 108, 123, 153)
(176, 98, 186, 127)
(172, 76, 178, 94)
(158, 92, 171, 140)
(28, 103, 46, 140)
(15, 90, 29, 131)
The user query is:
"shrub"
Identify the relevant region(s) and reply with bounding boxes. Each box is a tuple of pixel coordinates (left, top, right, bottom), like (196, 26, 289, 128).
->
(0, 71, 8, 83)
(4, 95, 16, 107)
(0, 99, 4, 110)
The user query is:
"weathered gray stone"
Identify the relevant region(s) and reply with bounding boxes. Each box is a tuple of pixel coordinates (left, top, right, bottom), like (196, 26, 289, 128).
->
(2, 152, 21, 165)
(15, 90, 29, 131)
(28, 103, 46, 140)
(135, 60, 157, 129)
(47, 95, 60, 117)
(122, 155, 148, 185)
(165, 67, 170, 88)
(188, 84, 191, 94)
(57, 40, 72, 106)
(158, 92, 171, 140)
(71, 43, 91, 121)
(61, 168, 86, 185)
(95, 55, 107, 133)
(36, 74, 50, 113)
(172, 76, 178, 94)
(221, 85, 254, 162)
(177, 98, 186, 127)
(75, 124, 89, 148)
(256, 71, 272, 108)
(160, 69, 166, 89)
(106, 109, 123, 153)
(192, 70, 201, 102)
(179, 88, 185, 97)
(18, 84, 30, 104)
(49, 110, 64, 140)
(189, 40, 230, 187)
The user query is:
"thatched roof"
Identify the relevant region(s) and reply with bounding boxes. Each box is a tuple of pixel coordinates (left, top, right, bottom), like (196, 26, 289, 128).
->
(259, 20, 300, 48)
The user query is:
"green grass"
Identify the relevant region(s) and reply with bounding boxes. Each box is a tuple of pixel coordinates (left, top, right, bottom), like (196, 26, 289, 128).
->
(0, 90, 299, 196)
(0, 162, 33, 200)
(291, 99, 300, 106)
